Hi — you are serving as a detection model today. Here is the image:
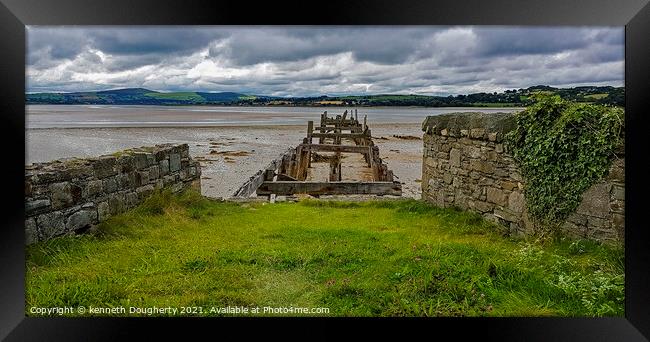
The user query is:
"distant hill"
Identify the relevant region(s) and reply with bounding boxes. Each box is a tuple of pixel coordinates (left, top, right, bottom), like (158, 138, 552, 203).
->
(26, 85, 624, 107)
(26, 88, 265, 105)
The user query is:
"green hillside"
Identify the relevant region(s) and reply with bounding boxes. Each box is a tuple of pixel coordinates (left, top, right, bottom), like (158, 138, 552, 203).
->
(26, 85, 624, 107)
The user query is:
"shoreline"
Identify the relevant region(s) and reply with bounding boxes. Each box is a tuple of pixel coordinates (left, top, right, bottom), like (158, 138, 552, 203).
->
(26, 122, 425, 131)
(27, 124, 425, 199)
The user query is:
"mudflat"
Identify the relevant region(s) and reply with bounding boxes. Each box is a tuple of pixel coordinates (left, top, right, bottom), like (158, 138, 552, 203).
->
(27, 123, 424, 199)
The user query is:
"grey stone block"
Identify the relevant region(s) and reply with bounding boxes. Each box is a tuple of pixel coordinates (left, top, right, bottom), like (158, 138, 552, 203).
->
(136, 184, 155, 199)
(133, 153, 149, 170)
(36, 211, 66, 239)
(169, 154, 181, 172)
(116, 155, 135, 173)
(25, 217, 38, 244)
(472, 200, 493, 213)
(66, 208, 97, 232)
(103, 177, 118, 193)
(576, 183, 610, 219)
(137, 170, 150, 185)
(469, 159, 494, 174)
(149, 165, 160, 180)
(493, 208, 519, 223)
(49, 182, 73, 209)
(146, 154, 156, 166)
(125, 191, 139, 209)
(508, 191, 525, 213)
(98, 201, 110, 221)
(159, 159, 170, 176)
(611, 185, 624, 201)
(464, 145, 481, 159)
(93, 156, 117, 178)
(26, 198, 51, 216)
(108, 193, 126, 215)
(171, 182, 184, 193)
(486, 187, 507, 206)
(84, 179, 103, 198)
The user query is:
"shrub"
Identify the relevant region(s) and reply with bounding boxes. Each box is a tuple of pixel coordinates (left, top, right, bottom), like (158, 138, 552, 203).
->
(505, 96, 624, 229)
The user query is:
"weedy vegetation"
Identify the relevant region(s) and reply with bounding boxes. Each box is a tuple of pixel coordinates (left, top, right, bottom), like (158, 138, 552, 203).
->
(506, 95, 624, 230)
(26, 189, 623, 317)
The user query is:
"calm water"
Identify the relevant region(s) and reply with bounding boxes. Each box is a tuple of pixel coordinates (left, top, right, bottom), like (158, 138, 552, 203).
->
(26, 105, 524, 128)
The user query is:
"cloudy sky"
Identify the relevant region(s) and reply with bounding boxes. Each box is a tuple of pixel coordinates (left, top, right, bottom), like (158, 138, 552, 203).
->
(26, 26, 624, 96)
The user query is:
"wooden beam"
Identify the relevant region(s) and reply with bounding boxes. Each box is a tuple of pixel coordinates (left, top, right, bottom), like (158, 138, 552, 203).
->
(299, 144, 371, 154)
(310, 132, 370, 139)
(232, 147, 294, 198)
(329, 154, 342, 181)
(313, 126, 362, 132)
(276, 173, 297, 181)
(322, 118, 359, 125)
(256, 181, 402, 196)
(319, 113, 326, 144)
(307, 120, 313, 139)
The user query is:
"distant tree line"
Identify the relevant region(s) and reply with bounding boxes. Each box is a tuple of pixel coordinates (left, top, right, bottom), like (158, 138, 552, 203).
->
(27, 85, 624, 107)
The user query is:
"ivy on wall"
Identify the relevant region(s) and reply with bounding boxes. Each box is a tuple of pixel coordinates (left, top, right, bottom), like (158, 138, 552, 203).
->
(506, 95, 624, 227)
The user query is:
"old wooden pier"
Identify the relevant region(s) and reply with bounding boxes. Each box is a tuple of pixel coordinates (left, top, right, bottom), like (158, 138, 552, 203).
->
(233, 110, 402, 198)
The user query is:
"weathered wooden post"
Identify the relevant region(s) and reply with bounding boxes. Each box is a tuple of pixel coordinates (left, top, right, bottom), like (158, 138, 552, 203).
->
(329, 153, 342, 181)
(307, 120, 314, 167)
(320, 112, 327, 144)
(364, 146, 372, 166)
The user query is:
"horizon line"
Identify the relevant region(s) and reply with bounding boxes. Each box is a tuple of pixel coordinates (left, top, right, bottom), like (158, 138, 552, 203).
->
(25, 83, 625, 97)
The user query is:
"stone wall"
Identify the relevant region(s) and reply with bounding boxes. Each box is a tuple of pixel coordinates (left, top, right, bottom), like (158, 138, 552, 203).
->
(25, 144, 201, 244)
(421, 112, 624, 243)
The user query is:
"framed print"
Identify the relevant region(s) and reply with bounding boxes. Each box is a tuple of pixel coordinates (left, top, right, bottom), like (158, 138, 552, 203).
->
(1, 0, 649, 340)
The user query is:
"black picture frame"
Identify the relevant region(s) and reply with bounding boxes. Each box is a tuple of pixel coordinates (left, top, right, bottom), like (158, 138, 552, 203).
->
(1, 0, 649, 340)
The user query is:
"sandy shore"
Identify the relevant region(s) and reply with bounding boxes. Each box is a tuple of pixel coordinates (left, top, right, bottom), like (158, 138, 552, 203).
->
(27, 123, 424, 199)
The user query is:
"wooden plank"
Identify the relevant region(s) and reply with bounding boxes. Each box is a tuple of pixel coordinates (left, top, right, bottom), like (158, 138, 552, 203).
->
(256, 181, 402, 196)
(276, 173, 297, 181)
(310, 132, 370, 139)
(312, 126, 362, 132)
(322, 118, 358, 125)
(329, 153, 341, 181)
(297, 145, 310, 180)
(232, 147, 294, 197)
(299, 144, 371, 154)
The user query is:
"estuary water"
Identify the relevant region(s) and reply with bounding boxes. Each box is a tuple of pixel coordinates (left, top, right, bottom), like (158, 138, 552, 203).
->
(26, 105, 523, 129)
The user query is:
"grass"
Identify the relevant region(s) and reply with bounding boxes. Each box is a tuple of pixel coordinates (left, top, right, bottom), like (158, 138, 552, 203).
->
(144, 92, 204, 101)
(25, 190, 624, 317)
(584, 93, 609, 100)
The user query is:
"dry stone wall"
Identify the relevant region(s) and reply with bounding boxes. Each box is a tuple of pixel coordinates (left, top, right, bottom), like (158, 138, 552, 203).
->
(25, 143, 201, 244)
(421, 112, 624, 243)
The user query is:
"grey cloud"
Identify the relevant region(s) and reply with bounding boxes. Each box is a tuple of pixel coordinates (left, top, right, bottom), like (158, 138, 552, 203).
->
(27, 27, 89, 67)
(87, 27, 219, 55)
(474, 27, 594, 57)
(26, 26, 624, 96)
(210, 27, 442, 66)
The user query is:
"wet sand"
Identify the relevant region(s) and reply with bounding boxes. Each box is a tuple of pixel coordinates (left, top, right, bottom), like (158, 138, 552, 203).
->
(26, 123, 424, 199)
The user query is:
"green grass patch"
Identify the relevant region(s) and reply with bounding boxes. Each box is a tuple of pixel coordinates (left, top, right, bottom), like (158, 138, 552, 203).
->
(584, 93, 609, 100)
(144, 92, 204, 101)
(26, 190, 623, 317)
